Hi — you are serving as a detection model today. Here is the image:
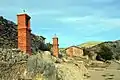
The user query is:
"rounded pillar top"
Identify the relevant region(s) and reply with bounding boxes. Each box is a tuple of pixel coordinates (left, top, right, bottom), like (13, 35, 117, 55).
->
(17, 13, 31, 19)
(53, 34, 58, 39)
(17, 10, 30, 18)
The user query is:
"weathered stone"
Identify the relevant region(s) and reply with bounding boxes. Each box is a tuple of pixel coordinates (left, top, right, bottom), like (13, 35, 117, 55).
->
(0, 48, 89, 80)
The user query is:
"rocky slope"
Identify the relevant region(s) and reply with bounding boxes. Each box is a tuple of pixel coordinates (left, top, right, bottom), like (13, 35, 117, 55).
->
(0, 48, 89, 80)
(0, 16, 49, 52)
(84, 40, 120, 60)
(0, 16, 17, 48)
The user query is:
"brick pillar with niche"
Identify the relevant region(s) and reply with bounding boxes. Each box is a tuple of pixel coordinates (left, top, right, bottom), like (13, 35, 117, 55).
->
(17, 13, 32, 55)
(52, 35, 59, 57)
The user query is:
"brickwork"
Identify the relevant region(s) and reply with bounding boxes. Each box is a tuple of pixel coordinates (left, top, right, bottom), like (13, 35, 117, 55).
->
(17, 14, 32, 55)
(53, 36, 59, 57)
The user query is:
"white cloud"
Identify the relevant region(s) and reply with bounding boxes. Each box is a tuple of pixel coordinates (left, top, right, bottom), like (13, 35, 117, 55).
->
(55, 16, 89, 22)
(55, 16, 120, 38)
(29, 10, 63, 16)
(101, 18, 120, 26)
(38, 27, 61, 30)
(39, 27, 54, 30)
(0, 7, 18, 12)
(91, 0, 114, 3)
(56, 16, 120, 27)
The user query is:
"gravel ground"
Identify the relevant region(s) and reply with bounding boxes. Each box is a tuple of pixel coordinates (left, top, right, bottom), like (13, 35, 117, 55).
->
(88, 61, 120, 80)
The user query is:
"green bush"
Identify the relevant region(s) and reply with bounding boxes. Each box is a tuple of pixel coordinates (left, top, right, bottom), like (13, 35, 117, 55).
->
(98, 45, 113, 60)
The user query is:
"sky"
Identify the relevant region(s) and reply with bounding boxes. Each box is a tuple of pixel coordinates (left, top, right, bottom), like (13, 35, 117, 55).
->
(0, 0, 120, 48)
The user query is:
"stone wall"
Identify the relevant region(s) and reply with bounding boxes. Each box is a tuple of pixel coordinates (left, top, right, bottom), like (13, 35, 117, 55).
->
(66, 46, 83, 57)
(73, 47, 84, 57)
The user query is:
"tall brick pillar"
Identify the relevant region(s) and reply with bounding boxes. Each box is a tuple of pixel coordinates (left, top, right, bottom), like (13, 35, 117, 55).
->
(53, 35, 59, 57)
(17, 13, 32, 55)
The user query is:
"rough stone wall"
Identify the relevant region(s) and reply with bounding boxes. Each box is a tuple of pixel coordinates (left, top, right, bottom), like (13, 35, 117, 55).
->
(66, 47, 83, 57)
(73, 47, 83, 57)
(66, 47, 73, 57)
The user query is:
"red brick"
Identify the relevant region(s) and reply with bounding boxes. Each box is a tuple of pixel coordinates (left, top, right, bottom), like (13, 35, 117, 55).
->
(52, 36, 59, 57)
(17, 14, 32, 55)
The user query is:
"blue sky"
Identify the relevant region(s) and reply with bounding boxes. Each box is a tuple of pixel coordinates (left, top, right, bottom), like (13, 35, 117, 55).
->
(0, 0, 120, 48)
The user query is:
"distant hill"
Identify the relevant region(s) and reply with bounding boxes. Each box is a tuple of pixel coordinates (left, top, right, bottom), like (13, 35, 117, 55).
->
(84, 40, 120, 60)
(0, 16, 49, 52)
(78, 41, 102, 48)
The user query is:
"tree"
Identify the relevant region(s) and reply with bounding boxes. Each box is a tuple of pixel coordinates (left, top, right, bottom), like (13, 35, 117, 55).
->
(98, 44, 113, 60)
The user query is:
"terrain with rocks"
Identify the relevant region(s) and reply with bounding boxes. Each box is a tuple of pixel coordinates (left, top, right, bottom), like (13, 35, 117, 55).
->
(0, 48, 90, 80)
(83, 40, 120, 61)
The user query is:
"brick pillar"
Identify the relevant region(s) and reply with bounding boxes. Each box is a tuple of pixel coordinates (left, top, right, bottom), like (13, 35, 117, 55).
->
(17, 14, 32, 55)
(52, 35, 59, 57)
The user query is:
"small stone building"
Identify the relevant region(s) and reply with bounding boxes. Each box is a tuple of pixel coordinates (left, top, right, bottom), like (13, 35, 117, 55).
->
(66, 46, 84, 57)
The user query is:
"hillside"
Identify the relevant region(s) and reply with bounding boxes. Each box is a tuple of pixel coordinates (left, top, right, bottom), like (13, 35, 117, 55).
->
(0, 16, 49, 52)
(84, 40, 120, 60)
(79, 41, 102, 48)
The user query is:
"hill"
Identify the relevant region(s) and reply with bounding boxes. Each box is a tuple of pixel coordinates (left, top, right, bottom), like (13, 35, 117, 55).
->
(84, 40, 120, 60)
(78, 41, 102, 48)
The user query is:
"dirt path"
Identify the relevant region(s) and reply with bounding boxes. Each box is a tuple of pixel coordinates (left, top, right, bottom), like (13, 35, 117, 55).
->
(88, 61, 120, 80)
